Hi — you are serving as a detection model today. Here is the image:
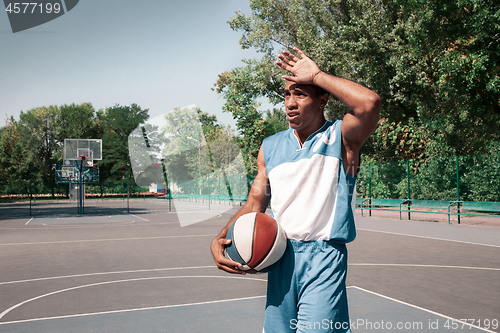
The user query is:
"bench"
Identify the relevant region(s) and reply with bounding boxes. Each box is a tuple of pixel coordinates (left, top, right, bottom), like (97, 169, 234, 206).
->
(357, 198, 500, 223)
(166, 193, 248, 205)
(358, 198, 411, 220)
(450, 201, 500, 223)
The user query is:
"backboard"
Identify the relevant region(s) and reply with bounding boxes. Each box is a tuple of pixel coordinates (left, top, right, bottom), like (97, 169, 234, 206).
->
(64, 139, 102, 162)
(55, 163, 99, 183)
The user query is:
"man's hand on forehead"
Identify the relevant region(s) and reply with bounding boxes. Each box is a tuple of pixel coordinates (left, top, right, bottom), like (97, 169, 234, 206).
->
(276, 47, 323, 85)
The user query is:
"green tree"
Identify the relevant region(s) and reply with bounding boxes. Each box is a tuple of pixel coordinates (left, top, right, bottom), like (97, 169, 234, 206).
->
(57, 102, 99, 141)
(160, 106, 205, 182)
(0, 117, 25, 183)
(213, 59, 291, 172)
(0, 103, 101, 189)
(264, 108, 289, 135)
(460, 143, 500, 202)
(223, 89, 269, 173)
(97, 104, 149, 182)
(217, 0, 500, 166)
(14, 105, 61, 185)
(0, 118, 32, 195)
(160, 107, 241, 180)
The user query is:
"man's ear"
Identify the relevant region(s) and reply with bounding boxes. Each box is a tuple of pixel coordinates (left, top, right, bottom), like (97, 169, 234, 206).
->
(319, 93, 329, 110)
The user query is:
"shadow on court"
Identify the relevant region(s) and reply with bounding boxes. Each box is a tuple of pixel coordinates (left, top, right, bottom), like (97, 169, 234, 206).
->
(0, 200, 498, 332)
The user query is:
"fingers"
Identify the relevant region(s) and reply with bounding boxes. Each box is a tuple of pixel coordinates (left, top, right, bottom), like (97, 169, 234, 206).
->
(211, 237, 246, 275)
(293, 47, 307, 58)
(218, 237, 231, 246)
(216, 256, 246, 274)
(278, 48, 301, 67)
(216, 257, 247, 275)
(276, 47, 309, 75)
(275, 59, 292, 73)
(277, 54, 294, 68)
(281, 74, 297, 82)
(284, 49, 299, 61)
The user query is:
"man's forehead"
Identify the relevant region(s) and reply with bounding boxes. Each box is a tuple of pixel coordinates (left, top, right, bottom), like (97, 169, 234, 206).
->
(284, 81, 314, 93)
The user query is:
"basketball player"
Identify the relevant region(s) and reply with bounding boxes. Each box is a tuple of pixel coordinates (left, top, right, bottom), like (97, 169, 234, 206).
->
(211, 47, 381, 332)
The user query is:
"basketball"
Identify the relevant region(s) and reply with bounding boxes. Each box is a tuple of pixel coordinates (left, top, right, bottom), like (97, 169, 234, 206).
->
(224, 212, 287, 273)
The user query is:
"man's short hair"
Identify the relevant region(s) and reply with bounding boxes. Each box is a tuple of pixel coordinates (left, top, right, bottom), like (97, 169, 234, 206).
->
(282, 83, 329, 97)
(314, 85, 329, 97)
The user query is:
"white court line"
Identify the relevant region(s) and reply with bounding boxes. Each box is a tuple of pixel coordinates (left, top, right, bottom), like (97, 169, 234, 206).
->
(24, 218, 33, 226)
(357, 228, 500, 248)
(42, 221, 137, 226)
(349, 263, 500, 271)
(0, 265, 216, 286)
(349, 286, 497, 333)
(5, 263, 493, 287)
(0, 295, 266, 326)
(0, 275, 267, 321)
(0, 234, 215, 246)
(0, 221, 180, 231)
(129, 214, 148, 221)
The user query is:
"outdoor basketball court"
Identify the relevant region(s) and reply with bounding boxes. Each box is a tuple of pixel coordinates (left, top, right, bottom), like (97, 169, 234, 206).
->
(0, 198, 498, 332)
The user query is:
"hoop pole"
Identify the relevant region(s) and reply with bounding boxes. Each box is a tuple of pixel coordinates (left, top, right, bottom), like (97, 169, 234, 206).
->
(29, 176, 32, 216)
(127, 170, 130, 213)
(79, 160, 83, 214)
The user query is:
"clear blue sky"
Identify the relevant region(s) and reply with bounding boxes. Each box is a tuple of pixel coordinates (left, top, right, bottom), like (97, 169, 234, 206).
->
(0, 0, 268, 128)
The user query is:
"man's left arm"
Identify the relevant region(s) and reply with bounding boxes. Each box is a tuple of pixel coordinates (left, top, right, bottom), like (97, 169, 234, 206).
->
(313, 72, 381, 175)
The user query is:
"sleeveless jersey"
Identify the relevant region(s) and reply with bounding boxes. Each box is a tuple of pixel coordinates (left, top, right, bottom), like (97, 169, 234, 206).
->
(262, 119, 356, 242)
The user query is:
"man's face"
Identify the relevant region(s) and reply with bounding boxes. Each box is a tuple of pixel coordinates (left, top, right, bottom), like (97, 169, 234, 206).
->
(284, 81, 327, 132)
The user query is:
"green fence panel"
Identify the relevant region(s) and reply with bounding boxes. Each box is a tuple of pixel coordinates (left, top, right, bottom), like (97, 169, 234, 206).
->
(357, 152, 500, 202)
(2, 152, 498, 203)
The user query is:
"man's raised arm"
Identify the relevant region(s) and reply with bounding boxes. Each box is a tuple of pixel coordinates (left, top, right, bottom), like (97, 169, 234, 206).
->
(276, 47, 381, 174)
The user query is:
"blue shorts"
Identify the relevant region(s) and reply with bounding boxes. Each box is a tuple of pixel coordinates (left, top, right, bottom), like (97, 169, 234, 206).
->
(264, 239, 350, 333)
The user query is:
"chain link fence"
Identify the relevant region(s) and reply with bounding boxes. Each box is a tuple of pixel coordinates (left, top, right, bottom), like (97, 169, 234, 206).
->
(0, 173, 255, 203)
(357, 152, 500, 202)
(1, 153, 498, 204)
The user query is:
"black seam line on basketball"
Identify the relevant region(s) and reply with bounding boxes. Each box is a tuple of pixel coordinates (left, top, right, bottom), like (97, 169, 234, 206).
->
(227, 223, 235, 262)
(255, 218, 279, 270)
(249, 212, 258, 267)
(234, 213, 249, 267)
(228, 221, 241, 263)
(235, 212, 256, 268)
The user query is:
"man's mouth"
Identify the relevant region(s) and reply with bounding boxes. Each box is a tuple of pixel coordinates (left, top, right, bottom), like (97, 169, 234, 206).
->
(287, 112, 299, 120)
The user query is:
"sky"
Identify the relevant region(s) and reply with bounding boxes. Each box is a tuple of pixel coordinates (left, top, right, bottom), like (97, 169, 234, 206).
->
(0, 0, 273, 129)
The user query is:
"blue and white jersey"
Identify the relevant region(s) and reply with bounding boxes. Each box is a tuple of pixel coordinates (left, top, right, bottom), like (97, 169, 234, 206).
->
(262, 119, 357, 243)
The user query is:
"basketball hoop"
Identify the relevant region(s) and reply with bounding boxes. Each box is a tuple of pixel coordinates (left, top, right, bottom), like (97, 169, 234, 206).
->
(63, 139, 102, 215)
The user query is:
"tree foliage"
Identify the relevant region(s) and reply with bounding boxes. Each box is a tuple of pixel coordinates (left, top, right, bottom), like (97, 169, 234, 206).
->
(160, 107, 242, 182)
(216, 0, 500, 164)
(161, 106, 205, 181)
(0, 117, 24, 182)
(0, 101, 241, 196)
(57, 103, 100, 142)
(0, 102, 151, 187)
(97, 104, 150, 182)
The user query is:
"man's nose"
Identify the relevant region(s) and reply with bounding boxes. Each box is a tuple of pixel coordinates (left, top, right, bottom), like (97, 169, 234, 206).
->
(285, 96, 298, 110)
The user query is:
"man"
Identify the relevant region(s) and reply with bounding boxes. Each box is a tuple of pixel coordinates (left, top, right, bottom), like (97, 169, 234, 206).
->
(211, 47, 381, 332)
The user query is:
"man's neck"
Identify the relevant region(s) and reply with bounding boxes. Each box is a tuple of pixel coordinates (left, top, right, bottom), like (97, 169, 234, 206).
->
(293, 119, 327, 147)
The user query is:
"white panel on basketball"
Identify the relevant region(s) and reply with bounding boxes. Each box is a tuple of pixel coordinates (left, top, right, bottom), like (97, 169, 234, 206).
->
(232, 212, 258, 263)
(254, 222, 287, 271)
